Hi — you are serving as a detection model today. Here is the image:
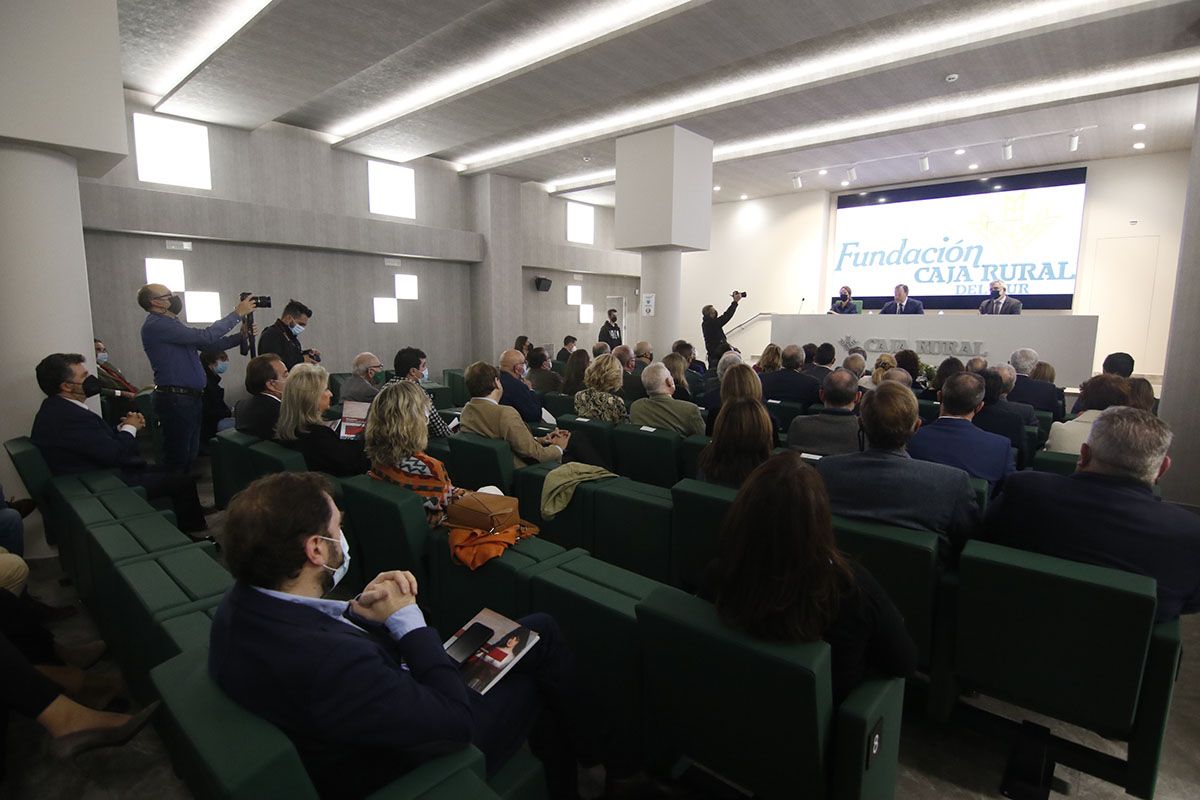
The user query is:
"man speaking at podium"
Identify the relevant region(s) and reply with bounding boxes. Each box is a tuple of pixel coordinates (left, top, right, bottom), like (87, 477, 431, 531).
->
(880, 284, 924, 315)
(979, 280, 1023, 315)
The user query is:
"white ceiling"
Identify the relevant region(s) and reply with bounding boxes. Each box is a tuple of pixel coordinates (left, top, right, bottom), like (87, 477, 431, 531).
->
(118, 0, 1200, 202)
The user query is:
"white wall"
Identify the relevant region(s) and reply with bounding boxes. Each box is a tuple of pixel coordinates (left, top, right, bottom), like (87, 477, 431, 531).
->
(681, 191, 831, 358)
(684, 151, 1189, 376)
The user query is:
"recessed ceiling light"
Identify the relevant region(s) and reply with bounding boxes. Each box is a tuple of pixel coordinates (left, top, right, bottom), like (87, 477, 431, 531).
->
(954, 148, 966, 155)
(993, 184, 1004, 190)
(858, 192, 868, 196)
(978, 177, 988, 181)
(790, 174, 803, 189)
(1132, 122, 1147, 130)
(877, 197, 887, 203)
(945, 73, 959, 83)
(713, 185, 721, 191)
(1068, 133, 1080, 152)
(840, 180, 850, 187)
(847, 166, 858, 182)
(739, 194, 749, 200)
(1132, 142, 1146, 150)
(919, 155, 930, 172)
(582, 154, 592, 162)
(459, 0, 1165, 171)
(818, 169, 828, 175)
(968, 163, 980, 170)
(1002, 142, 1013, 160)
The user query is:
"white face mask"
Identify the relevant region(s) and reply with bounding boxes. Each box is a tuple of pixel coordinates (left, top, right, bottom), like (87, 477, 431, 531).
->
(96, 351, 109, 365)
(421, 366, 429, 381)
(318, 531, 350, 589)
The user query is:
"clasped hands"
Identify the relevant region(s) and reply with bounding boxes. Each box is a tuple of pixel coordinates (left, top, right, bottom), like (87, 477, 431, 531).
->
(539, 429, 570, 448)
(350, 570, 418, 622)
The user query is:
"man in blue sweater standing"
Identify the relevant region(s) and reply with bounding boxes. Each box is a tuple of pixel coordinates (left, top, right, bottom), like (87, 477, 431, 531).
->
(137, 284, 257, 473)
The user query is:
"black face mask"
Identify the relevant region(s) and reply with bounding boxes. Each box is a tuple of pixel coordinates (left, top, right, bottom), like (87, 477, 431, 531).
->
(840, 292, 849, 301)
(167, 295, 183, 315)
(78, 375, 102, 398)
(990, 289, 1001, 299)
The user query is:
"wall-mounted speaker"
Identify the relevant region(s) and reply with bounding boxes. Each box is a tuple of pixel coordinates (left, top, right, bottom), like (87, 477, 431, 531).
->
(534, 276, 553, 292)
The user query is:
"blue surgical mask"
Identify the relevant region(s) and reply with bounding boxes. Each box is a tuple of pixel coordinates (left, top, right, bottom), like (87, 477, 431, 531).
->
(215, 361, 229, 375)
(318, 531, 350, 588)
(96, 351, 109, 365)
(421, 366, 429, 381)
(290, 323, 305, 337)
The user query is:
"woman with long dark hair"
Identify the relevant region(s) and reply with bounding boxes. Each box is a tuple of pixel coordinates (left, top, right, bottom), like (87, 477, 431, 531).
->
(560, 349, 591, 397)
(707, 452, 916, 700)
(697, 398, 773, 488)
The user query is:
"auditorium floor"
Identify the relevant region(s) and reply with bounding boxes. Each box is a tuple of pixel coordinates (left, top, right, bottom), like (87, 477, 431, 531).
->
(3, 463, 1199, 799)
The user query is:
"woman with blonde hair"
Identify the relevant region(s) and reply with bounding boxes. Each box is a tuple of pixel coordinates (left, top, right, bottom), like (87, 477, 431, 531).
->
(573, 353, 628, 424)
(706, 363, 778, 443)
(864, 353, 897, 390)
(366, 381, 466, 526)
(754, 344, 782, 374)
(662, 352, 694, 401)
(276, 364, 368, 476)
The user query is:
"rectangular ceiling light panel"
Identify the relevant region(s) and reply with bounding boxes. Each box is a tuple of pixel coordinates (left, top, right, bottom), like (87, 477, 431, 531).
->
(374, 297, 400, 323)
(145, 258, 186, 291)
(368, 160, 416, 219)
(394, 273, 419, 300)
(184, 291, 221, 323)
(579, 303, 594, 324)
(567, 284, 582, 305)
(133, 113, 212, 190)
(566, 201, 595, 244)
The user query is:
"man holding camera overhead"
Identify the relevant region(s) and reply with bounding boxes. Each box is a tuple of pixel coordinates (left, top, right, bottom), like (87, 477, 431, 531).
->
(259, 299, 321, 370)
(138, 284, 259, 473)
(701, 290, 744, 368)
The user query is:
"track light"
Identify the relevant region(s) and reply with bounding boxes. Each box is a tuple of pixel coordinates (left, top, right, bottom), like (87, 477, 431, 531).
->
(847, 166, 858, 182)
(1068, 133, 1079, 152)
(1002, 141, 1013, 160)
(790, 173, 803, 189)
(918, 155, 930, 172)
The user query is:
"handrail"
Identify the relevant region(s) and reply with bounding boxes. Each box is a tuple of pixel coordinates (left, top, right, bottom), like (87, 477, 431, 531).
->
(725, 312, 773, 338)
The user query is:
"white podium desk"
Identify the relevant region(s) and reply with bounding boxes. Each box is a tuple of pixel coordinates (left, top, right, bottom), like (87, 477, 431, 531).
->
(769, 314, 1099, 388)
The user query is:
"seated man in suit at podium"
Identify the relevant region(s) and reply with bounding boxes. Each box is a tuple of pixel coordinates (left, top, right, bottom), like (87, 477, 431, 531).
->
(880, 284, 924, 315)
(978, 280, 1023, 315)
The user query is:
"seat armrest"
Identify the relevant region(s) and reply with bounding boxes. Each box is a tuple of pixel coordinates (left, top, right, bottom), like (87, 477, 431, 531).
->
(368, 746, 486, 798)
(1125, 619, 1183, 799)
(834, 676, 905, 800)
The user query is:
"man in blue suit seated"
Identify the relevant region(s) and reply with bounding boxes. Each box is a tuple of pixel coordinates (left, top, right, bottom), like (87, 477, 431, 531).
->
(30, 353, 207, 533)
(879, 284, 925, 315)
(907, 372, 1015, 491)
(497, 349, 543, 423)
(209, 472, 586, 799)
(816, 381, 980, 558)
(1006, 347, 1063, 420)
(983, 407, 1200, 622)
(760, 345, 821, 407)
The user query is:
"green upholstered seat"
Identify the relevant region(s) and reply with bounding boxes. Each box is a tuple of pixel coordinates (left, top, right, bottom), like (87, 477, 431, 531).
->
(339, 475, 432, 588)
(832, 516, 940, 667)
(550, 360, 567, 376)
(967, 477, 989, 511)
(591, 478, 673, 583)
(610, 424, 681, 488)
(636, 588, 905, 800)
(556, 415, 615, 468)
(668, 479, 737, 591)
(1034, 409, 1053, 440)
(447, 432, 518, 491)
(59, 488, 168, 585)
(1031, 449, 1077, 476)
(159, 611, 214, 659)
(678, 434, 710, 480)
(917, 399, 940, 423)
(513, 462, 616, 552)
(83, 516, 195, 612)
(245, 440, 308, 481)
(210, 428, 261, 509)
(541, 392, 575, 419)
(421, 382, 454, 410)
(442, 369, 469, 407)
(763, 399, 806, 432)
(327, 372, 352, 404)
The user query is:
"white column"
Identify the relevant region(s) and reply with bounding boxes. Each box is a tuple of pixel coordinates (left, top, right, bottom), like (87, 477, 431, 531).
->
(0, 145, 99, 557)
(639, 250, 683, 354)
(468, 173, 524, 361)
(1158, 87, 1200, 507)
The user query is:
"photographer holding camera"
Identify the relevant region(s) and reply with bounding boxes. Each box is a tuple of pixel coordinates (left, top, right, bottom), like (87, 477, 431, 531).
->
(258, 299, 320, 370)
(701, 290, 744, 368)
(137, 283, 259, 473)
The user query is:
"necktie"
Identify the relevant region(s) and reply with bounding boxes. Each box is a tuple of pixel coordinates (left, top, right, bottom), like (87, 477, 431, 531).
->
(899, 303, 904, 313)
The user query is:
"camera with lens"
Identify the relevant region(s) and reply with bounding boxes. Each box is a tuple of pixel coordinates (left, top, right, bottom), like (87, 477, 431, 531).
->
(738, 291, 748, 298)
(302, 349, 321, 363)
(240, 293, 272, 308)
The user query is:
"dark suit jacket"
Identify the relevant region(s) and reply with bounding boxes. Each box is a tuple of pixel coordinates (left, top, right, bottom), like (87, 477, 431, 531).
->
(787, 409, 860, 456)
(803, 365, 833, 381)
(907, 416, 1015, 488)
(280, 424, 369, 477)
(983, 472, 1200, 621)
(498, 372, 542, 423)
(974, 403, 1029, 467)
(527, 368, 562, 395)
(209, 583, 472, 798)
(555, 348, 573, 363)
(30, 395, 145, 475)
(880, 299, 925, 315)
(994, 397, 1037, 427)
(1007, 374, 1061, 418)
(760, 368, 821, 407)
(258, 320, 304, 370)
(816, 449, 980, 552)
(621, 370, 647, 404)
(979, 296, 1023, 315)
(235, 394, 281, 440)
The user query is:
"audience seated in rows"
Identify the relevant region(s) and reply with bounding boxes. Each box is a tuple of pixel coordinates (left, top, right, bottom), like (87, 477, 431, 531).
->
(842, 353, 866, 383)
(393, 348, 455, 440)
(277, 365, 369, 477)
(93, 337, 138, 418)
(965, 356, 988, 373)
(1030, 361, 1056, 384)
(801, 343, 817, 370)
(698, 398, 773, 488)
(1072, 351, 1137, 413)
(710, 362, 777, 440)
(991, 364, 1038, 427)
(754, 344, 782, 374)
(702, 452, 917, 702)
(526, 347, 563, 395)
(907, 372, 1015, 490)
(1007, 347, 1062, 419)
(497, 350, 542, 424)
(816, 382, 980, 555)
(972, 369, 1029, 465)
(660, 352, 695, 402)
(984, 406, 1199, 621)
(340, 352, 384, 404)
(633, 341, 653, 371)
(700, 342, 734, 401)
(893, 349, 927, 392)
(560, 350, 591, 397)
(513, 335, 532, 358)
(366, 382, 466, 527)
(920, 356, 964, 402)
(200, 349, 235, 444)
(672, 339, 706, 376)
(1045, 373, 1130, 455)
(759, 344, 820, 408)
(30, 353, 208, 533)
(881, 367, 913, 388)
(210, 472, 587, 798)
(574, 354, 630, 425)
(461, 362, 567, 468)
(861, 353, 897, 392)
(611, 345, 646, 404)
(591, 342, 610, 358)
(787, 369, 862, 456)
(1128, 377, 1157, 413)
(235, 354, 287, 440)
(629, 363, 705, 437)
(555, 335, 577, 364)
(803, 343, 837, 381)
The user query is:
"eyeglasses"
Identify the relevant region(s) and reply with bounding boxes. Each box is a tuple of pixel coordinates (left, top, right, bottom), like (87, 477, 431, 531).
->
(367, 364, 383, 370)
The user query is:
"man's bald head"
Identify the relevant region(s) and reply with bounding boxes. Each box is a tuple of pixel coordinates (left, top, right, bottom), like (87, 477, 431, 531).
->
(499, 349, 526, 377)
(882, 367, 913, 388)
(137, 283, 170, 311)
(965, 356, 988, 373)
(611, 345, 635, 371)
(821, 368, 862, 409)
(352, 352, 381, 377)
(781, 344, 803, 370)
(634, 341, 652, 360)
(842, 353, 866, 377)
